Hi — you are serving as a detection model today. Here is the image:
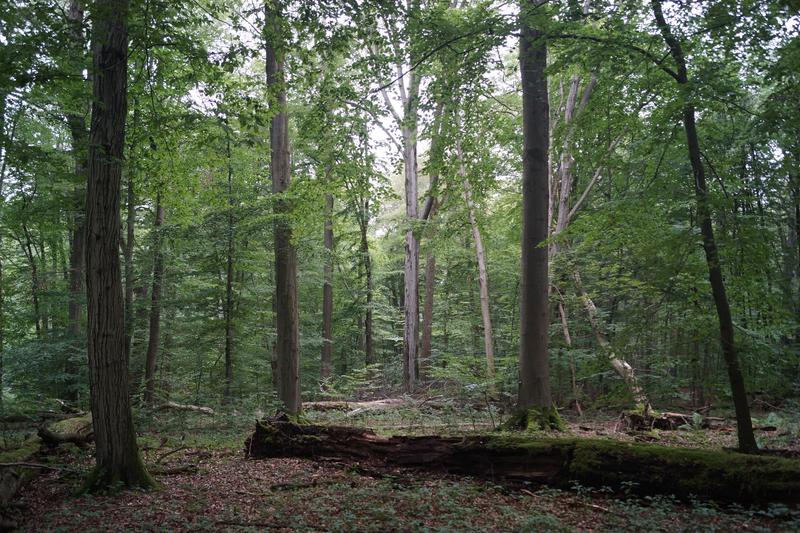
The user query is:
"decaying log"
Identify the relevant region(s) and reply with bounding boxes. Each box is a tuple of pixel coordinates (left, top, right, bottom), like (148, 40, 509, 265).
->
(0, 414, 94, 514)
(245, 416, 800, 504)
(37, 415, 93, 448)
(624, 410, 727, 431)
(302, 398, 406, 414)
(156, 401, 215, 415)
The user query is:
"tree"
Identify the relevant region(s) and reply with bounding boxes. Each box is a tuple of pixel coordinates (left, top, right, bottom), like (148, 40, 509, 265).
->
(649, 0, 756, 452)
(266, 0, 300, 415)
(143, 191, 165, 406)
(514, 0, 557, 429)
(83, 0, 153, 490)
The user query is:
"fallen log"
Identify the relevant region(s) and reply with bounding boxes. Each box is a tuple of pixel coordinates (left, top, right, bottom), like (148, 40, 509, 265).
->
(37, 414, 93, 448)
(0, 414, 93, 511)
(623, 410, 727, 431)
(302, 398, 407, 414)
(156, 401, 215, 415)
(245, 416, 800, 504)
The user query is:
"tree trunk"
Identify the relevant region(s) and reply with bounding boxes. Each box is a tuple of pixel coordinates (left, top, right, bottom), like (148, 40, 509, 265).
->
(321, 192, 334, 380)
(651, 0, 756, 453)
(266, 1, 300, 415)
(123, 104, 138, 366)
(65, 0, 88, 402)
(517, 1, 553, 423)
(402, 123, 420, 392)
(143, 193, 164, 407)
(420, 251, 435, 372)
(457, 136, 496, 388)
(572, 269, 649, 408)
(358, 201, 374, 366)
(419, 104, 445, 375)
(246, 417, 800, 504)
(83, 0, 153, 490)
(224, 122, 235, 403)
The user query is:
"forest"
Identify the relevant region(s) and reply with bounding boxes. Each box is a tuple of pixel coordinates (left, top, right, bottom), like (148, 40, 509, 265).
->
(0, 0, 799, 530)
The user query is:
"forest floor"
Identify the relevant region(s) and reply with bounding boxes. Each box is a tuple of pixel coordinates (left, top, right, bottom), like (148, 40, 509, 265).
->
(8, 400, 800, 532)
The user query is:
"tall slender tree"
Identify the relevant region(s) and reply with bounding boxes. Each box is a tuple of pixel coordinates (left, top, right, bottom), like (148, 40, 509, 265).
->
(650, 0, 756, 452)
(83, 0, 153, 490)
(266, 0, 300, 415)
(514, 0, 557, 429)
(143, 191, 165, 406)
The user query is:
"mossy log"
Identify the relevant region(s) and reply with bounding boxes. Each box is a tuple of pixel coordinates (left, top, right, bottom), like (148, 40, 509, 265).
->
(245, 416, 800, 504)
(37, 414, 93, 448)
(0, 414, 93, 511)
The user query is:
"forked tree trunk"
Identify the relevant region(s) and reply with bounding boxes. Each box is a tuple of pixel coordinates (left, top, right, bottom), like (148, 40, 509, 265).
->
(266, 1, 300, 415)
(517, 0, 553, 421)
(143, 192, 164, 407)
(321, 192, 334, 380)
(83, 0, 152, 490)
(651, 0, 756, 453)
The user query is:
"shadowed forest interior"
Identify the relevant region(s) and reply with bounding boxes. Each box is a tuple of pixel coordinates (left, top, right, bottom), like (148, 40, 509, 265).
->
(0, 0, 799, 530)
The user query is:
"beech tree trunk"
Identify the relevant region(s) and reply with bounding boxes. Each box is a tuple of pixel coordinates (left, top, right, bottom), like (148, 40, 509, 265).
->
(651, 0, 757, 453)
(321, 192, 333, 380)
(83, 0, 152, 490)
(143, 192, 164, 407)
(266, 1, 300, 415)
(517, 1, 552, 417)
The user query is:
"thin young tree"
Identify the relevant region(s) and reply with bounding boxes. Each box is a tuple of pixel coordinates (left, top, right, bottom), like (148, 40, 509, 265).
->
(83, 0, 153, 490)
(143, 191, 164, 406)
(650, 0, 757, 452)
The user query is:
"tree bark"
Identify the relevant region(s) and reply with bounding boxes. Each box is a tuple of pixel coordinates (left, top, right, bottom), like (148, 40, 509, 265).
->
(517, 1, 553, 419)
(143, 192, 164, 407)
(321, 192, 334, 380)
(266, 1, 300, 415)
(83, 0, 153, 490)
(651, 0, 757, 453)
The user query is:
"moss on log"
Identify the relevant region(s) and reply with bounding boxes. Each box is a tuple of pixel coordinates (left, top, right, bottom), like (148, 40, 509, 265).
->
(245, 416, 800, 504)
